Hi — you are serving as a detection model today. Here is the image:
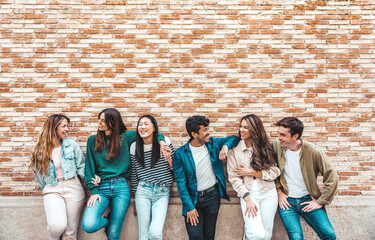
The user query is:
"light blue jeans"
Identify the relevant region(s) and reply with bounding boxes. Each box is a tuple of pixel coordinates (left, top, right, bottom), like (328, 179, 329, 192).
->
(135, 180, 171, 240)
(278, 194, 336, 240)
(82, 177, 131, 240)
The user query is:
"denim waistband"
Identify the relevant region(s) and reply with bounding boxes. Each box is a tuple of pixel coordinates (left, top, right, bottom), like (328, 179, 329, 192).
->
(287, 194, 311, 199)
(139, 180, 168, 188)
(104, 176, 126, 181)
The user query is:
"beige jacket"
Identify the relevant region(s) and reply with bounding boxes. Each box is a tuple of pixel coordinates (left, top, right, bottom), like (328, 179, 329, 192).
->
(272, 138, 338, 205)
(227, 140, 281, 198)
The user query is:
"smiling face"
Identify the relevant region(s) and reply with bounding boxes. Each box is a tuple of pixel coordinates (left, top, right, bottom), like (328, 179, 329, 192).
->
(277, 126, 299, 148)
(239, 119, 251, 140)
(98, 113, 109, 132)
(56, 119, 69, 140)
(137, 117, 155, 143)
(192, 125, 210, 145)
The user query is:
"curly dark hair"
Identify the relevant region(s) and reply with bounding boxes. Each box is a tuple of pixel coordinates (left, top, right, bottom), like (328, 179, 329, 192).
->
(186, 115, 210, 139)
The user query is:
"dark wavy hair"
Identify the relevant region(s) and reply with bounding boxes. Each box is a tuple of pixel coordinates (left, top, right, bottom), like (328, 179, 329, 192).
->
(135, 115, 160, 168)
(240, 114, 276, 171)
(95, 108, 127, 159)
(186, 115, 210, 140)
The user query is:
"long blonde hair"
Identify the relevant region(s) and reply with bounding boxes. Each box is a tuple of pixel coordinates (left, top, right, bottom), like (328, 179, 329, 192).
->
(30, 114, 70, 175)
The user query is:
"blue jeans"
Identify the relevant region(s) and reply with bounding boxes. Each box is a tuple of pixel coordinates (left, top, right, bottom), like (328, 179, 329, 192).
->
(82, 177, 131, 240)
(278, 195, 336, 240)
(135, 181, 170, 240)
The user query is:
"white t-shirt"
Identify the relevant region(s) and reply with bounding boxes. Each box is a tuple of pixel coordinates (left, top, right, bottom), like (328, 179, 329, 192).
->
(52, 147, 64, 179)
(284, 148, 309, 198)
(189, 144, 217, 191)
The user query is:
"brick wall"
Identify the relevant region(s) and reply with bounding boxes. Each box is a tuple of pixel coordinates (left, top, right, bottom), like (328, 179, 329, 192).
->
(0, 0, 374, 197)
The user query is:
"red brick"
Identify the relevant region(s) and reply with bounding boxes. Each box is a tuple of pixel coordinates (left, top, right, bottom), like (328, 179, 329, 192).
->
(0, 1, 373, 198)
(339, 172, 359, 176)
(24, 14, 46, 19)
(90, 44, 113, 48)
(338, 191, 360, 196)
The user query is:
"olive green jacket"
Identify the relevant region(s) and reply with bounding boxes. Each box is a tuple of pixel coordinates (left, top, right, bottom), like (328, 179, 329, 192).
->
(272, 138, 338, 205)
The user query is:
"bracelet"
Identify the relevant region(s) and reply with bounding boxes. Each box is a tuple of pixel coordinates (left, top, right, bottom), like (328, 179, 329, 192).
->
(277, 191, 282, 195)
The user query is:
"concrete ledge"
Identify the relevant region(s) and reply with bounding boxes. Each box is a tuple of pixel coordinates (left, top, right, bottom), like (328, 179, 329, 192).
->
(1, 196, 374, 240)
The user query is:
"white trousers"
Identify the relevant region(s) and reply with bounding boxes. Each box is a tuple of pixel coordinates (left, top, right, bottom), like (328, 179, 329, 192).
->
(241, 188, 278, 240)
(43, 177, 85, 240)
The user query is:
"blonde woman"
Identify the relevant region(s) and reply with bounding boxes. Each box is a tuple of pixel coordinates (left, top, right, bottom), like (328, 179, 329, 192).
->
(30, 114, 85, 240)
(227, 114, 280, 240)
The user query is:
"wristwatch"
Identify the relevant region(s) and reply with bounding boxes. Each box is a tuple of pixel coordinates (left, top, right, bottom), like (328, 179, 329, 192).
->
(243, 192, 249, 199)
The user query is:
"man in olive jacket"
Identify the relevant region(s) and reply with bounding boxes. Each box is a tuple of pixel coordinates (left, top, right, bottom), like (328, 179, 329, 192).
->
(273, 117, 338, 240)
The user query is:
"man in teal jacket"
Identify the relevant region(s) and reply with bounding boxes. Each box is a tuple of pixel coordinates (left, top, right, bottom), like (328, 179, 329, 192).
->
(173, 115, 240, 240)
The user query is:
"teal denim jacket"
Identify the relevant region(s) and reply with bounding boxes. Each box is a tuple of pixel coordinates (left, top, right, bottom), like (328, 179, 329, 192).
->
(173, 135, 240, 216)
(34, 139, 85, 190)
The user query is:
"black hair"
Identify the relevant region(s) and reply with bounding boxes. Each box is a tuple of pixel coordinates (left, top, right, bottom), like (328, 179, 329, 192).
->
(185, 115, 210, 139)
(135, 115, 160, 168)
(275, 117, 304, 140)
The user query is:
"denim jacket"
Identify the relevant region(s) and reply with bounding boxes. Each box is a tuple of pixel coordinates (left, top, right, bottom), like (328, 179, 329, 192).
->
(34, 139, 85, 190)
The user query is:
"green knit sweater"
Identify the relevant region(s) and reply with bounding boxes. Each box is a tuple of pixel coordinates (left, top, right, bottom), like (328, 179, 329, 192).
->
(85, 130, 164, 195)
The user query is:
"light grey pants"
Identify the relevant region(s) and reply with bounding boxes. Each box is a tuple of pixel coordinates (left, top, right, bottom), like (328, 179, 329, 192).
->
(43, 176, 85, 240)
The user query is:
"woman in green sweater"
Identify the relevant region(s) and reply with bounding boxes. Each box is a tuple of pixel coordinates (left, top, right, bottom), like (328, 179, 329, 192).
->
(81, 108, 169, 240)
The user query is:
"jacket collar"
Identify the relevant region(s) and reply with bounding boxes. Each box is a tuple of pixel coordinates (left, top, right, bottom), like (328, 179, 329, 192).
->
(182, 139, 196, 172)
(61, 139, 71, 149)
(239, 140, 252, 152)
(183, 139, 192, 152)
(183, 138, 212, 152)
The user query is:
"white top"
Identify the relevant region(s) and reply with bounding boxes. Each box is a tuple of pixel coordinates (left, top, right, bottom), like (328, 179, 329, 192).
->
(189, 143, 217, 191)
(245, 147, 260, 193)
(284, 148, 309, 198)
(129, 137, 174, 192)
(52, 147, 63, 179)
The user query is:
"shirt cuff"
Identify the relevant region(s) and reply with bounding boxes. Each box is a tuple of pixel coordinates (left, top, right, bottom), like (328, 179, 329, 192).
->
(90, 187, 99, 195)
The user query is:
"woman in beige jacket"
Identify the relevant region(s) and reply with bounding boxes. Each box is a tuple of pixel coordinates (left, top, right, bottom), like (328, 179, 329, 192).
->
(227, 114, 280, 240)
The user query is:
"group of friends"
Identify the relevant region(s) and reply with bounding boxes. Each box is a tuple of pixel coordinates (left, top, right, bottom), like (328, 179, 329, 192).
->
(30, 108, 338, 240)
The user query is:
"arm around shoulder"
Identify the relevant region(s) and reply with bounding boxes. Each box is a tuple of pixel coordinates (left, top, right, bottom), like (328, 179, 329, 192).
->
(216, 135, 240, 150)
